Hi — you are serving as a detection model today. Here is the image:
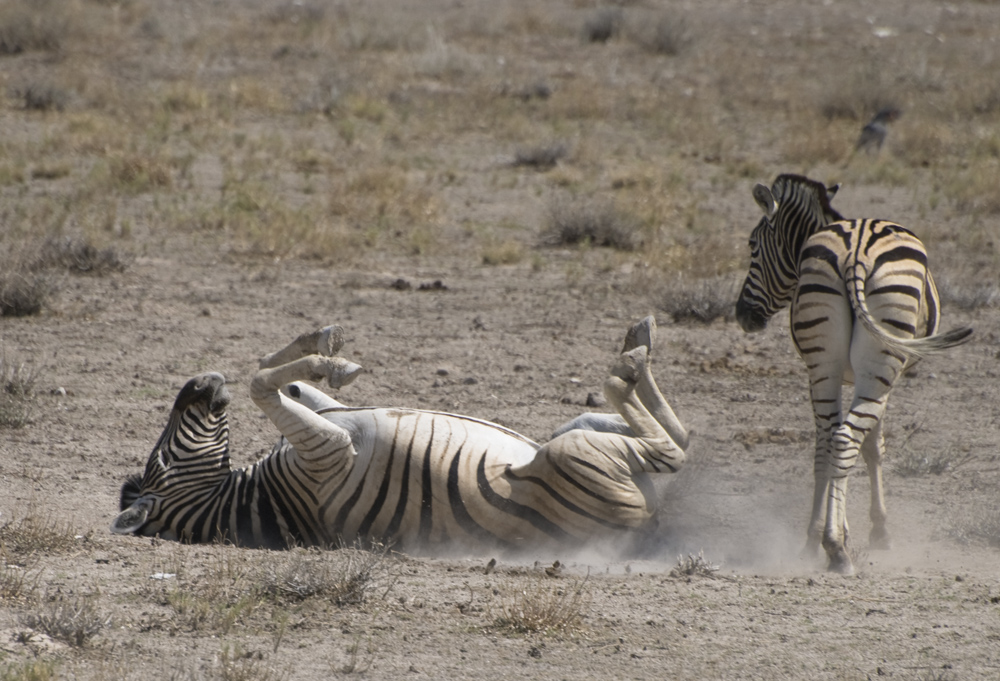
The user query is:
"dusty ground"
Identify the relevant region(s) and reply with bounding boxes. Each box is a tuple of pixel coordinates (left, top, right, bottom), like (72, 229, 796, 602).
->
(1, 1, 999, 679)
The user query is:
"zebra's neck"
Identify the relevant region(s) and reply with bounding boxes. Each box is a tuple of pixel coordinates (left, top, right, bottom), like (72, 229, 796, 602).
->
(149, 440, 321, 549)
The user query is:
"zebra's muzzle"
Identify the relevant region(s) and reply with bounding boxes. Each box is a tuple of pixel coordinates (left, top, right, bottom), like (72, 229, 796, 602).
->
(735, 297, 769, 333)
(173, 372, 231, 415)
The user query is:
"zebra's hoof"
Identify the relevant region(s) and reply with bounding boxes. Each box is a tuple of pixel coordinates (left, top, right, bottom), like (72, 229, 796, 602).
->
(318, 325, 346, 357)
(826, 550, 855, 576)
(610, 346, 647, 384)
(621, 316, 657, 355)
(869, 527, 892, 551)
(326, 358, 362, 389)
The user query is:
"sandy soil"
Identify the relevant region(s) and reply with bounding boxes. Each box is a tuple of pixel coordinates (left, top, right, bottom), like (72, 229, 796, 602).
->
(1, 1, 999, 679)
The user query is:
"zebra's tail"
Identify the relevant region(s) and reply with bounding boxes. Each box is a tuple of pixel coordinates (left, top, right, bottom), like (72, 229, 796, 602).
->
(847, 264, 973, 358)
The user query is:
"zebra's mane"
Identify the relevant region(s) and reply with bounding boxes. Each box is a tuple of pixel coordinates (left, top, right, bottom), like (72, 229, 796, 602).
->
(120, 473, 143, 511)
(772, 173, 845, 223)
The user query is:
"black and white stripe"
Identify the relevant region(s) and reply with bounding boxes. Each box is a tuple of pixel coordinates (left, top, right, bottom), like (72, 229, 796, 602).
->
(113, 320, 688, 554)
(735, 174, 972, 574)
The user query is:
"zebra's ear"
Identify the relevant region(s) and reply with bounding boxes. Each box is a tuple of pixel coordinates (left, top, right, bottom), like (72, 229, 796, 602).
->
(752, 183, 777, 218)
(826, 183, 841, 201)
(110, 499, 151, 535)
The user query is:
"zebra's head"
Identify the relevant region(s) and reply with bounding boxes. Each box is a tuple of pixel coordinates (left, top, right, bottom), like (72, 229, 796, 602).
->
(735, 174, 843, 333)
(111, 372, 232, 538)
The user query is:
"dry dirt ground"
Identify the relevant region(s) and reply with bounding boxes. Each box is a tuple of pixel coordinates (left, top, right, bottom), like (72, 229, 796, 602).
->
(1, 1, 999, 679)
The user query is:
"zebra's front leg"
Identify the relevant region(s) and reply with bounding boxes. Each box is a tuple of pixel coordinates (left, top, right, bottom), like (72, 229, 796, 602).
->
(251, 355, 362, 466)
(259, 325, 346, 369)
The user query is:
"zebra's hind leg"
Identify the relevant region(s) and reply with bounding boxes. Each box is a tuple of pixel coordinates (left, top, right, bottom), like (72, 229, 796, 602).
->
(862, 421, 891, 550)
(620, 316, 690, 450)
(603, 346, 686, 474)
(259, 325, 346, 369)
(549, 316, 689, 450)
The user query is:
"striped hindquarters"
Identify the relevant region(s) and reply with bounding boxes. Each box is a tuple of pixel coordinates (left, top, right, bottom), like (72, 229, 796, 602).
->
(796, 219, 971, 360)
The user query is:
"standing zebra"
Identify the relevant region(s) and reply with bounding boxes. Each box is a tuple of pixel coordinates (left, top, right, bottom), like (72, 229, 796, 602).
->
(735, 174, 972, 574)
(112, 318, 689, 554)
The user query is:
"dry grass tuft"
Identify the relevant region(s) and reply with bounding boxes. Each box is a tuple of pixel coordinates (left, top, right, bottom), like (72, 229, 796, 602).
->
(817, 63, 896, 122)
(936, 274, 1000, 311)
(217, 643, 287, 681)
(0, 561, 41, 602)
(0, 511, 77, 558)
(0, 234, 129, 316)
(893, 450, 972, 478)
(106, 154, 173, 194)
(541, 197, 640, 251)
(951, 508, 1000, 549)
(481, 239, 525, 266)
(158, 544, 397, 635)
(583, 7, 623, 43)
(657, 274, 738, 324)
(0, 659, 58, 681)
(11, 82, 69, 111)
(0, 351, 40, 429)
(669, 551, 720, 579)
(488, 574, 590, 636)
(636, 12, 692, 56)
(0, 271, 55, 318)
(512, 142, 569, 170)
(21, 596, 109, 647)
(258, 544, 397, 606)
(0, 0, 69, 54)
(34, 236, 131, 275)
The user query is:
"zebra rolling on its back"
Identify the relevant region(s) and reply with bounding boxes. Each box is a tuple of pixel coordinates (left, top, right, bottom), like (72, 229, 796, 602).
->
(735, 174, 972, 575)
(112, 318, 689, 554)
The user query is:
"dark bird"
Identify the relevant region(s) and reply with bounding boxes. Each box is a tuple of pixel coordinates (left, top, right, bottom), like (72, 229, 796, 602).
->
(855, 106, 902, 154)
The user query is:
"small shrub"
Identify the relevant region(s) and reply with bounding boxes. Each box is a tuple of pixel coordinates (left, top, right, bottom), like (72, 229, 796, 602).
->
(818, 64, 895, 122)
(34, 236, 130, 275)
(640, 14, 691, 56)
(488, 574, 590, 636)
(583, 8, 622, 44)
(952, 508, 1000, 549)
(258, 544, 396, 606)
(0, 0, 68, 54)
(12, 82, 69, 111)
(0, 271, 55, 318)
(0, 511, 77, 557)
(937, 279, 1000, 311)
(0, 353, 40, 429)
(0, 659, 59, 681)
(669, 551, 720, 579)
(21, 596, 109, 647)
(482, 239, 524, 266)
(894, 450, 971, 478)
(657, 275, 738, 324)
(162, 83, 209, 112)
(541, 197, 640, 251)
(512, 142, 568, 170)
(217, 643, 286, 681)
(30, 164, 71, 180)
(107, 154, 173, 194)
(0, 561, 41, 601)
